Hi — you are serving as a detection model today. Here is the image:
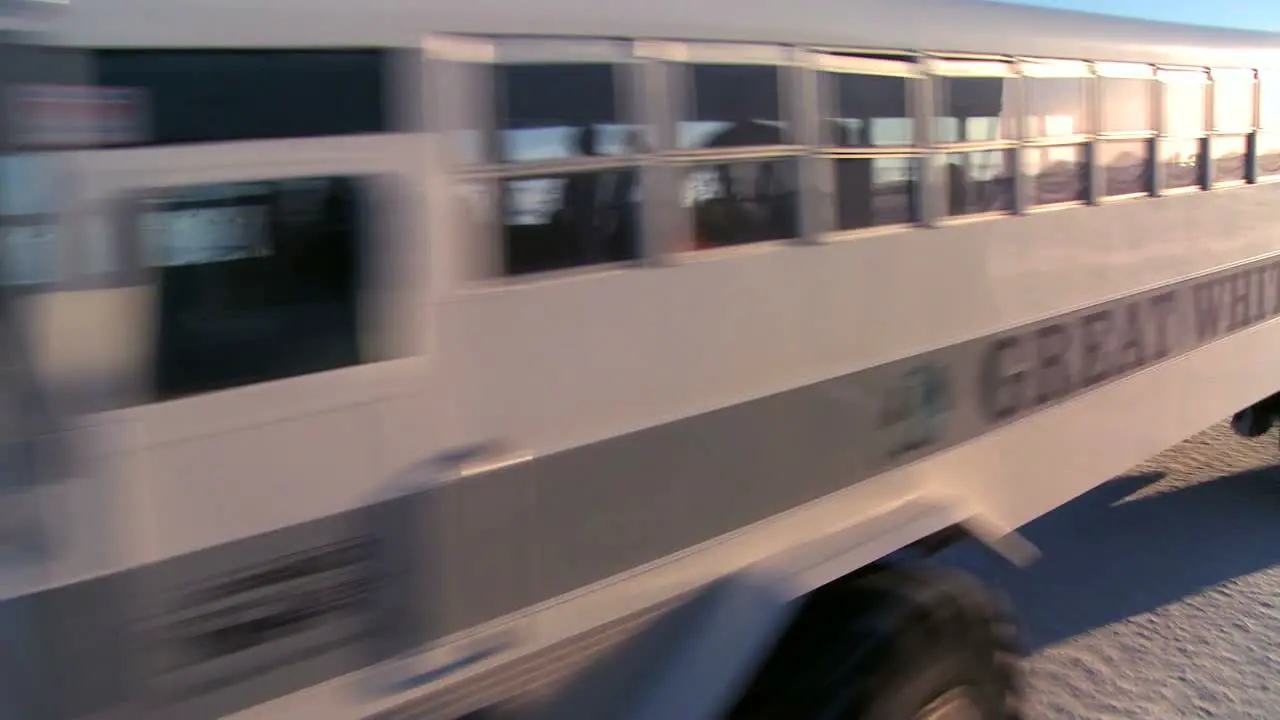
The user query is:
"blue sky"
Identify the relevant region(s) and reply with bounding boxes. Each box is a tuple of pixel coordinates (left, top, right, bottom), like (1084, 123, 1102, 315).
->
(1007, 0, 1280, 30)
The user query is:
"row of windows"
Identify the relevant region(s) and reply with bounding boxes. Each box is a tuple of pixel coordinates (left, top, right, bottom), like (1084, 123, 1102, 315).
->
(67, 48, 1280, 150)
(474, 134, 1269, 275)
(431, 44, 1280, 276)
(94, 49, 393, 145)
(6, 40, 1280, 401)
(470, 61, 1268, 165)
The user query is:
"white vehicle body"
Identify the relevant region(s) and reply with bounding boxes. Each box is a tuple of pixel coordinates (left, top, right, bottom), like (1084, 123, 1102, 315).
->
(4, 0, 1280, 718)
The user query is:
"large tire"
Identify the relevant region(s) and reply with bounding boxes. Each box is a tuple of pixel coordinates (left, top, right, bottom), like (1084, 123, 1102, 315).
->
(728, 564, 1022, 720)
(1231, 407, 1273, 438)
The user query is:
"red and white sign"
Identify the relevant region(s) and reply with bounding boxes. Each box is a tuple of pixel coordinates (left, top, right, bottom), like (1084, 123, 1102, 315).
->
(7, 83, 147, 149)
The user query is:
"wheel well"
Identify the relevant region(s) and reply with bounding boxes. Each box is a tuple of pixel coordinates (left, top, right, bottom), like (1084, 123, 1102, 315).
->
(725, 558, 1022, 719)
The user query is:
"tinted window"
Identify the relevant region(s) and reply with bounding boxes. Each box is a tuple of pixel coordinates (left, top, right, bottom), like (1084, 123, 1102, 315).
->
(945, 150, 1014, 216)
(935, 76, 1015, 143)
(1025, 145, 1087, 206)
(496, 63, 638, 162)
(1213, 71, 1255, 132)
(502, 170, 641, 275)
(1099, 78, 1153, 133)
(680, 65, 788, 149)
(1213, 135, 1249, 183)
(1024, 77, 1088, 138)
(0, 155, 61, 286)
(1161, 70, 1208, 137)
(145, 176, 368, 399)
(827, 73, 913, 147)
(1260, 134, 1280, 177)
(1261, 78, 1280, 130)
(96, 50, 389, 144)
(1161, 138, 1204, 189)
(834, 158, 918, 230)
(1099, 140, 1152, 197)
(684, 159, 797, 248)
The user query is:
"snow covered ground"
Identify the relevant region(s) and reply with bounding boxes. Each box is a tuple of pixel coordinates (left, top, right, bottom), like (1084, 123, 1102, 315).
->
(943, 422, 1280, 719)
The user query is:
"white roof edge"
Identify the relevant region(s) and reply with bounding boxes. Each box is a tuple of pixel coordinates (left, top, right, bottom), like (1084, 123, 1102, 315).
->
(46, 0, 1280, 69)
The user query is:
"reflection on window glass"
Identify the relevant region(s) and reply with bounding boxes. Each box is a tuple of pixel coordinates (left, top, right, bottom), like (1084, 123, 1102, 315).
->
(497, 64, 637, 162)
(679, 65, 787, 149)
(1260, 134, 1280, 177)
(0, 154, 61, 216)
(143, 198, 269, 266)
(1025, 145, 1087, 205)
(935, 75, 1015, 143)
(98, 49, 389, 145)
(1162, 72, 1208, 136)
(1213, 72, 1256, 132)
(1099, 140, 1152, 197)
(1025, 78, 1088, 138)
(834, 158, 918, 230)
(683, 159, 797, 248)
(827, 73, 913, 147)
(945, 150, 1014, 216)
(502, 170, 640, 275)
(145, 175, 367, 400)
(1212, 135, 1249, 184)
(1, 225, 57, 285)
(1261, 78, 1280, 130)
(1161, 138, 1204, 189)
(1100, 78, 1152, 133)
(0, 154, 63, 286)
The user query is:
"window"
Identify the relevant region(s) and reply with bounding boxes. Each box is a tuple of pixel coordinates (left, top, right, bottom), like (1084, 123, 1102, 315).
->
(1098, 140, 1153, 197)
(818, 54, 920, 232)
(1022, 59, 1091, 207)
(933, 60, 1016, 144)
(946, 149, 1015, 216)
(1260, 134, 1280, 179)
(491, 58, 642, 275)
(1208, 68, 1254, 186)
(1099, 77, 1153, 133)
(1161, 138, 1203, 190)
(1158, 68, 1208, 191)
(676, 54, 800, 249)
(1022, 61, 1090, 139)
(1211, 134, 1249, 184)
(0, 155, 61, 287)
(1096, 63, 1156, 199)
(679, 64, 789, 149)
(1258, 72, 1280, 180)
(1025, 144, 1087, 205)
(933, 59, 1015, 217)
(497, 63, 635, 162)
(501, 170, 640, 274)
(144, 176, 369, 400)
(95, 50, 391, 145)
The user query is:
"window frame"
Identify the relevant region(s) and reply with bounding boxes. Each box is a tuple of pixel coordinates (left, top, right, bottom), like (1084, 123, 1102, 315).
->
(808, 50, 923, 239)
(643, 40, 807, 257)
(1254, 69, 1280, 182)
(1206, 67, 1256, 187)
(1018, 58, 1094, 211)
(68, 135, 423, 430)
(925, 55, 1020, 222)
(435, 35, 652, 280)
(92, 47, 396, 147)
(1153, 65, 1210, 194)
(1094, 61, 1158, 202)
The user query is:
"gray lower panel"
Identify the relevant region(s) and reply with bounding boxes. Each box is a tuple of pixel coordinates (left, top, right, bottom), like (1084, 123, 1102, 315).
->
(9, 251, 1280, 719)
